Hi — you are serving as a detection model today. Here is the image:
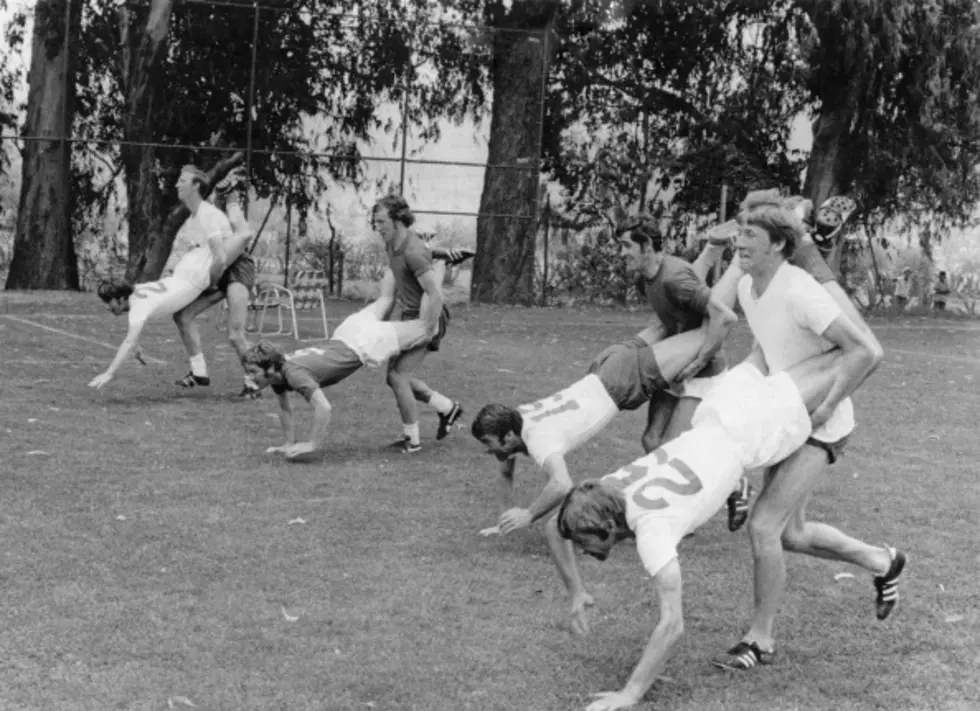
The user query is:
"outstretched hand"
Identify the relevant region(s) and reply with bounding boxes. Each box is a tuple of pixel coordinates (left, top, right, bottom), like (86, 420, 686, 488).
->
(570, 591, 595, 636)
(88, 372, 113, 389)
(585, 691, 639, 711)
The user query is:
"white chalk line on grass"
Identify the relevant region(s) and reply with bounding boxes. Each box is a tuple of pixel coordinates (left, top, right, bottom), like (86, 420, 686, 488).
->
(0, 314, 168, 365)
(888, 347, 980, 366)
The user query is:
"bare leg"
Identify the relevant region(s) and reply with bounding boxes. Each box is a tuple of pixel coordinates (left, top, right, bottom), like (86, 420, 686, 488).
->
(174, 289, 226, 364)
(225, 281, 252, 367)
(743, 446, 892, 650)
(386, 345, 428, 425)
(641, 390, 677, 453)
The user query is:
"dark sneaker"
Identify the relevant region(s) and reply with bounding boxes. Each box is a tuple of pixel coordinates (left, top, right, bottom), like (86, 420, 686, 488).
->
(213, 166, 245, 198)
(726, 477, 752, 533)
(176, 372, 210, 388)
(813, 195, 857, 253)
(388, 436, 421, 454)
(239, 382, 262, 399)
(874, 547, 907, 621)
(705, 219, 739, 247)
(711, 641, 775, 671)
(436, 402, 464, 440)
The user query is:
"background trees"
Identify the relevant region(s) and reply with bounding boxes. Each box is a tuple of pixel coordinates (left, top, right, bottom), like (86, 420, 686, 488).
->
(2, 0, 980, 302)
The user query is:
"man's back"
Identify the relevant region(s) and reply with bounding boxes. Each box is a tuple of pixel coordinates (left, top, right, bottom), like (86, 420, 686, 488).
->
(639, 255, 710, 336)
(386, 233, 433, 317)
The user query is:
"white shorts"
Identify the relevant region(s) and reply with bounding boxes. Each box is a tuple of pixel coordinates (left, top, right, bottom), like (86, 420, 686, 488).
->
(331, 306, 401, 368)
(128, 276, 204, 327)
(691, 363, 811, 470)
(170, 246, 214, 292)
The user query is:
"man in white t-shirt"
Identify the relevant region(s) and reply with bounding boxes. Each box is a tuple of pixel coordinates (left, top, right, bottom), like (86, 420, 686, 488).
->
(168, 165, 262, 397)
(88, 172, 253, 390)
(709, 192, 905, 672)
(548, 349, 904, 711)
(469, 317, 738, 537)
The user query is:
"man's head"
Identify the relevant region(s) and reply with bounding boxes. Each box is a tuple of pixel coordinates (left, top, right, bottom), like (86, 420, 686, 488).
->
(471, 403, 525, 458)
(242, 340, 287, 389)
(556, 481, 630, 561)
(176, 164, 208, 205)
(938, 270, 948, 281)
(735, 190, 802, 277)
(372, 194, 415, 245)
(97, 279, 134, 315)
(618, 215, 664, 277)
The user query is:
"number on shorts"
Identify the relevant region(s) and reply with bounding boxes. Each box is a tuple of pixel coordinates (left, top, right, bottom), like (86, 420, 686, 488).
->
(132, 282, 168, 299)
(518, 393, 581, 422)
(604, 448, 702, 511)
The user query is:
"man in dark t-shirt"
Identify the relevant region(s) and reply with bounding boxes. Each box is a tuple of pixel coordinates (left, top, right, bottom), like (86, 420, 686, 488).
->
(371, 194, 463, 453)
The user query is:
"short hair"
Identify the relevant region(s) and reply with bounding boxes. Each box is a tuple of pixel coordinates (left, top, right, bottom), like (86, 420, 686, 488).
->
(556, 480, 626, 541)
(374, 194, 416, 227)
(471, 403, 523, 441)
(181, 164, 208, 191)
(626, 214, 663, 252)
(737, 190, 802, 258)
(938, 270, 947, 278)
(242, 340, 286, 371)
(97, 279, 134, 303)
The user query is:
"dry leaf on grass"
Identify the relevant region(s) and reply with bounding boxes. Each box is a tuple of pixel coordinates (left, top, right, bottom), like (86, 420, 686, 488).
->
(281, 606, 299, 622)
(167, 697, 196, 709)
(288, 518, 306, 525)
(26, 450, 49, 456)
(834, 572, 855, 581)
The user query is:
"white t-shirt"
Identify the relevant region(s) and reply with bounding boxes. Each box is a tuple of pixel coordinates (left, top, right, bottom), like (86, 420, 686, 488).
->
(331, 306, 401, 369)
(602, 364, 813, 578)
(737, 262, 855, 442)
(167, 201, 233, 275)
(604, 424, 744, 578)
(520, 374, 619, 467)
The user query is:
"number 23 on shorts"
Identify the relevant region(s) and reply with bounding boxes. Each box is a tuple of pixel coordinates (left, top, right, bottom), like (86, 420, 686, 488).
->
(604, 448, 702, 511)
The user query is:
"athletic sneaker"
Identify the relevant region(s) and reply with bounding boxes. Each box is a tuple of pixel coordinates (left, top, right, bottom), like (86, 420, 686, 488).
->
(238, 382, 262, 400)
(813, 195, 857, 253)
(388, 436, 421, 454)
(213, 166, 245, 198)
(874, 547, 907, 621)
(176, 372, 210, 387)
(726, 477, 752, 532)
(436, 402, 464, 440)
(705, 219, 739, 247)
(711, 641, 775, 671)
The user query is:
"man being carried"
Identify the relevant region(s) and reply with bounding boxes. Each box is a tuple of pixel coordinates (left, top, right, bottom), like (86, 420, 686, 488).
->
(244, 255, 465, 461)
(548, 349, 903, 711)
(89, 170, 252, 389)
(470, 301, 737, 536)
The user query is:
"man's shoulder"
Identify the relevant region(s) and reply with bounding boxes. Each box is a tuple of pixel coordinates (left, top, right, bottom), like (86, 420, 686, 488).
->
(661, 255, 698, 280)
(196, 201, 231, 228)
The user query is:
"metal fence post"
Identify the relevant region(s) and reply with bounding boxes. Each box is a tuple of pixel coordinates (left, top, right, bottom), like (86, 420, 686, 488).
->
(398, 50, 411, 195)
(245, 2, 260, 217)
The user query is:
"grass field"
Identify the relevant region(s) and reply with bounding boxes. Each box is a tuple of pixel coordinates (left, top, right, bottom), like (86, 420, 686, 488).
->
(1, 293, 979, 711)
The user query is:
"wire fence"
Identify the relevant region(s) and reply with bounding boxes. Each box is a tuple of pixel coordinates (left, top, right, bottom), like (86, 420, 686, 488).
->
(0, 0, 549, 297)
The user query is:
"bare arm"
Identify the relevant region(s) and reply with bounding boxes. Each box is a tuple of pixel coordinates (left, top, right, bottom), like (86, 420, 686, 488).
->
(676, 294, 738, 382)
(89, 316, 146, 388)
(498, 453, 574, 534)
(277, 390, 296, 444)
(613, 558, 685, 707)
(544, 514, 593, 635)
(416, 269, 444, 335)
(305, 389, 333, 450)
(813, 314, 881, 425)
(497, 457, 517, 515)
(821, 280, 884, 385)
(372, 270, 397, 321)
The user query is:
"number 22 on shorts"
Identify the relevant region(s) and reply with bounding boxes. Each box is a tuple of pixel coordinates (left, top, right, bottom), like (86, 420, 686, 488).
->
(606, 448, 702, 511)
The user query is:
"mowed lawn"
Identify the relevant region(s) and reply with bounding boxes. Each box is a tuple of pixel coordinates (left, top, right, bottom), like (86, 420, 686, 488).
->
(1, 293, 978, 711)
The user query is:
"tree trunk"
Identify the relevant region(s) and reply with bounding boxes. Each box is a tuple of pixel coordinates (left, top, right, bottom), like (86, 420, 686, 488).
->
(5, 0, 79, 291)
(470, 0, 557, 304)
(118, 0, 173, 282)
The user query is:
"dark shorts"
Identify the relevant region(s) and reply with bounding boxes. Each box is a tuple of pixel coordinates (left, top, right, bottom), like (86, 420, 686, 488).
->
(806, 434, 849, 465)
(790, 241, 837, 285)
(588, 337, 669, 411)
(401, 305, 450, 352)
(216, 254, 256, 293)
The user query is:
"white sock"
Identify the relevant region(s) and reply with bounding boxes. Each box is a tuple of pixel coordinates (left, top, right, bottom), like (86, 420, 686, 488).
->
(428, 392, 454, 414)
(189, 354, 208, 378)
(244, 374, 257, 388)
(403, 422, 420, 444)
